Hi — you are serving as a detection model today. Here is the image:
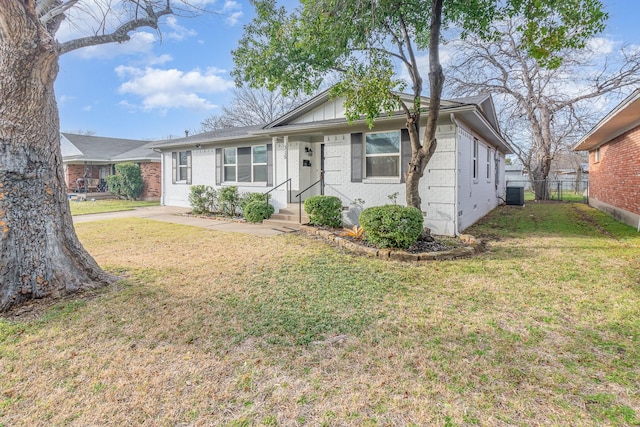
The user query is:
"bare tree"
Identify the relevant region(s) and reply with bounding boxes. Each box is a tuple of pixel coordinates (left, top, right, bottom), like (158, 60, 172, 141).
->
(0, 0, 219, 311)
(446, 19, 640, 199)
(200, 86, 309, 131)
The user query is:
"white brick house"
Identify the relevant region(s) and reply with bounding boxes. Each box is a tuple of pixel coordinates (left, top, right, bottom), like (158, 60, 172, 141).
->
(152, 90, 512, 236)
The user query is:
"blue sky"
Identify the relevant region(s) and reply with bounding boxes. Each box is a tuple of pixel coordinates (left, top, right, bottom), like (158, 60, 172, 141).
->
(55, 0, 640, 141)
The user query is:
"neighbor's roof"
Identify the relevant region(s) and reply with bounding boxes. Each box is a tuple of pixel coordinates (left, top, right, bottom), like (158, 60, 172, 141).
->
(61, 133, 159, 162)
(573, 89, 640, 151)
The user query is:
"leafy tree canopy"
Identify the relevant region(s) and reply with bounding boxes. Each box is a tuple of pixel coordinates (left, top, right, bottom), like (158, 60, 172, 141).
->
(232, 0, 607, 125)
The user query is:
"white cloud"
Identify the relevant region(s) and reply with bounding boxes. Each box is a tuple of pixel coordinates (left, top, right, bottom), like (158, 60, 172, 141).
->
(58, 95, 75, 107)
(69, 31, 158, 59)
(587, 37, 616, 55)
(165, 16, 197, 41)
(116, 66, 234, 112)
(83, 106, 93, 112)
(219, 0, 243, 26)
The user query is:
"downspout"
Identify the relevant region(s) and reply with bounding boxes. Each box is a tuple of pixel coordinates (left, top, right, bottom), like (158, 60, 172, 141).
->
(153, 148, 164, 205)
(284, 136, 289, 202)
(450, 113, 459, 236)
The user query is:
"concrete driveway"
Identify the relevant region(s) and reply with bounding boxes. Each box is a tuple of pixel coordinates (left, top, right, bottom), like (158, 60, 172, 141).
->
(72, 205, 287, 236)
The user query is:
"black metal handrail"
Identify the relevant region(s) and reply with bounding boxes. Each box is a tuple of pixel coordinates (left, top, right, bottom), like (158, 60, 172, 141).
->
(294, 172, 324, 223)
(264, 178, 292, 213)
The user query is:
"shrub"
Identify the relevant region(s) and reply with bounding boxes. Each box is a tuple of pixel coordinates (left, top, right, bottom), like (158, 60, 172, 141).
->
(359, 205, 423, 249)
(240, 192, 268, 211)
(106, 163, 144, 200)
(244, 200, 275, 223)
(219, 186, 240, 216)
(189, 185, 218, 214)
(304, 195, 343, 228)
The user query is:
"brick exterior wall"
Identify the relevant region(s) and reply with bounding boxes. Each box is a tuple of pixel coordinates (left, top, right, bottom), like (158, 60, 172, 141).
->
(65, 161, 161, 200)
(589, 125, 640, 216)
(65, 164, 102, 191)
(140, 161, 161, 200)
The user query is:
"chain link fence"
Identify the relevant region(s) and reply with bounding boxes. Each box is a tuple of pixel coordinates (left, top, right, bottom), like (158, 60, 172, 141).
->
(506, 179, 589, 202)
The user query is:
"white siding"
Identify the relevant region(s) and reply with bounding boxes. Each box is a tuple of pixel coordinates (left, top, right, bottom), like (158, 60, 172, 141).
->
(291, 97, 346, 124)
(321, 126, 458, 235)
(456, 124, 502, 232)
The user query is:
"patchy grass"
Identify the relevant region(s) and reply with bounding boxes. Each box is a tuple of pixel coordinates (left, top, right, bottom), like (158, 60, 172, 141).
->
(1, 203, 639, 426)
(69, 199, 159, 215)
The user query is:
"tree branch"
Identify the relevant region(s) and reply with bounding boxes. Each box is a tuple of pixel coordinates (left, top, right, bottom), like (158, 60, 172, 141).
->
(58, 1, 173, 55)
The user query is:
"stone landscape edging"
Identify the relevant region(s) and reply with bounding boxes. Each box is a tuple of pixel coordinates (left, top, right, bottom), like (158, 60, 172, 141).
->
(299, 225, 484, 262)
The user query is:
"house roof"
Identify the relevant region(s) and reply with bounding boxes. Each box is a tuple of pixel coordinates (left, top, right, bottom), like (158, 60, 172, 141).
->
(573, 89, 640, 151)
(61, 133, 160, 163)
(150, 125, 265, 149)
(151, 90, 512, 154)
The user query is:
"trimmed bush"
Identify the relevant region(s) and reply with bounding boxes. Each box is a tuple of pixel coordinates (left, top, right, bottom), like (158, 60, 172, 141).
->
(219, 186, 240, 216)
(189, 185, 218, 214)
(106, 162, 144, 200)
(359, 205, 423, 249)
(304, 195, 343, 228)
(244, 200, 275, 223)
(240, 192, 268, 211)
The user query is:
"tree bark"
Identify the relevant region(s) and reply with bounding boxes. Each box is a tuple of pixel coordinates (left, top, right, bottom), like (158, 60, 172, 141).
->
(405, 0, 443, 210)
(0, 1, 115, 312)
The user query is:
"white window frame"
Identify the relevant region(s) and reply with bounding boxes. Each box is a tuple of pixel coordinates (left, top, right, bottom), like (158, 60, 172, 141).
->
(252, 145, 267, 182)
(177, 151, 189, 182)
(594, 147, 601, 162)
(365, 131, 401, 178)
(223, 147, 237, 182)
(473, 138, 479, 181)
(224, 145, 268, 183)
(486, 147, 492, 181)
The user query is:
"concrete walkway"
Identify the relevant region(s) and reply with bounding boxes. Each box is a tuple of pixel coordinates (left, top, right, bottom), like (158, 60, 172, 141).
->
(72, 205, 287, 236)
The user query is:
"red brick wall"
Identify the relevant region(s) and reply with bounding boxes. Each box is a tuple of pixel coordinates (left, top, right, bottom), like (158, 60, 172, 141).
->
(589, 126, 640, 215)
(140, 162, 161, 200)
(65, 162, 161, 200)
(65, 164, 102, 191)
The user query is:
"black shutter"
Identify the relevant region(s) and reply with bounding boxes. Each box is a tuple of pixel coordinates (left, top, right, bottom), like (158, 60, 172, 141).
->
(266, 143, 273, 186)
(401, 129, 411, 183)
(215, 148, 222, 185)
(351, 133, 363, 182)
(186, 150, 192, 184)
(171, 152, 177, 184)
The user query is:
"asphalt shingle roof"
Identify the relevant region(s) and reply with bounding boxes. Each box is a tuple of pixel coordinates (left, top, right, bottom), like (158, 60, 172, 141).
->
(62, 133, 160, 162)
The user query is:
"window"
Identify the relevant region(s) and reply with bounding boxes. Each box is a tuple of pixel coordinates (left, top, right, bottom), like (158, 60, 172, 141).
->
(365, 131, 400, 177)
(172, 150, 191, 184)
(178, 151, 188, 181)
(252, 146, 267, 182)
(223, 145, 268, 182)
(594, 147, 601, 162)
(486, 147, 491, 180)
(223, 148, 237, 182)
(472, 138, 479, 180)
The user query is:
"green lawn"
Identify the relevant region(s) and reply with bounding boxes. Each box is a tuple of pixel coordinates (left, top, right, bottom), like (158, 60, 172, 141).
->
(1, 202, 639, 426)
(69, 199, 159, 215)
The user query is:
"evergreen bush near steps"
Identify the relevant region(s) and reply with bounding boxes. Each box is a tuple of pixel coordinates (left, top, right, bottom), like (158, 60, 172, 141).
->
(359, 205, 423, 249)
(303, 195, 343, 228)
(244, 200, 275, 223)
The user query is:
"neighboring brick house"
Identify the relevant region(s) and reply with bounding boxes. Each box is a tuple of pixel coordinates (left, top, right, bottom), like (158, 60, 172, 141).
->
(573, 89, 640, 230)
(152, 90, 513, 236)
(61, 133, 161, 200)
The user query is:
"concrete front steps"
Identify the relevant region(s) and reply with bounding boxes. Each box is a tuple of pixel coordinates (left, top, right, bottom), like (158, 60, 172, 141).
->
(262, 203, 309, 231)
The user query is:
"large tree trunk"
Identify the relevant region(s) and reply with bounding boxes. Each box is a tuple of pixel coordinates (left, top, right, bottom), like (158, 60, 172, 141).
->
(0, 1, 115, 312)
(405, 0, 443, 210)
